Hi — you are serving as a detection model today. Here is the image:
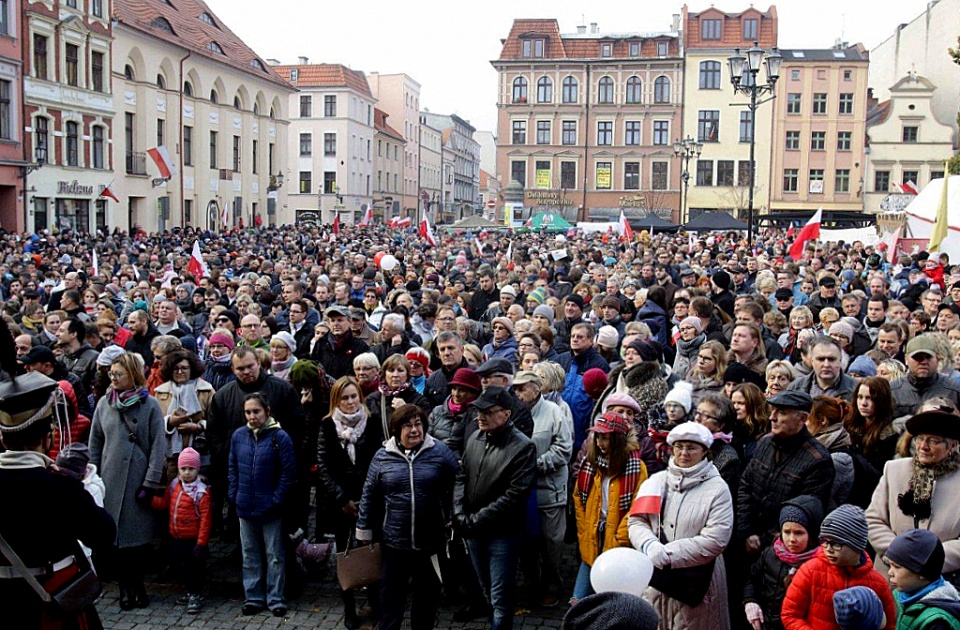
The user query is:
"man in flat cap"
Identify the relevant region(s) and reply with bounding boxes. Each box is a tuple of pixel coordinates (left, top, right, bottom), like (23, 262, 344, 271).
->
(889, 334, 960, 421)
(737, 388, 835, 556)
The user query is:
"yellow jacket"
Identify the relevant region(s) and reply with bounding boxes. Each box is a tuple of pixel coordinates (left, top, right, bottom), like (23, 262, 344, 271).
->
(575, 465, 648, 566)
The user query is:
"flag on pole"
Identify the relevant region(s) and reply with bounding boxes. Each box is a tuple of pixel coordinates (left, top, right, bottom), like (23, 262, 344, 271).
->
(146, 146, 176, 179)
(788, 207, 823, 260)
(332, 214, 340, 235)
(359, 207, 373, 227)
(786, 222, 797, 238)
(619, 210, 634, 243)
(132, 264, 141, 280)
(220, 203, 230, 228)
(930, 163, 950, 252)
(92, 250, 99, 277)
(99, 181, 120, 203)
(505, 241, 514, 270)
(419, 213, 437, 247)
(186, 240, 210, 278)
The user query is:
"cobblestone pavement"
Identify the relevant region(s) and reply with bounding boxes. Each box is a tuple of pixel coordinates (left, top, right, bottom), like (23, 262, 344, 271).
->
(95, 537, 577, 629)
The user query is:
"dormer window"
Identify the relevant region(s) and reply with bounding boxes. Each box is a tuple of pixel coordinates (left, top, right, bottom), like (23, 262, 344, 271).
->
(199, 12, 218, 28)
(522, 39, 544, 58)
(207, 41, 224, 55)
(600, 42, 613, 58)
(743, 18, 758, 40)
(629, 42, 640, 57)
(250, 59, 266, 72)
(657, 41, 668, 57)
(290, 68, 299, 83)
(150, 17, 175, 34)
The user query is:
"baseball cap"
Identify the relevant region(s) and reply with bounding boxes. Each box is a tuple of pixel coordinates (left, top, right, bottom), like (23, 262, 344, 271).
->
(906, 335, 938, 358)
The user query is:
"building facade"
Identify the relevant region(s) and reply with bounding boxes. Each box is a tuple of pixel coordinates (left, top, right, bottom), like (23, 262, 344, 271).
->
(368, 72, 420, 219)
(680, 5, 778, 222)
(493, 19, 683, 224)
(373, 107, 404, 221)
(864, 74, 954, 214)
(274, 61, 373, 226)
(421, 111, 480, 222)
(419, 120, 442, 222)
(110, 0, 293, 233)
(768, 45, 869, 214)
(0, 0, 23, 232)
(870, 0, 958, 147)
(24, 0, 113, 234)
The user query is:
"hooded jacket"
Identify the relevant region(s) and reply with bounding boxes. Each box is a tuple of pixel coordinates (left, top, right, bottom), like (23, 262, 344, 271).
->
(227, 419, 296, 522)
(897, 579, 960, 630)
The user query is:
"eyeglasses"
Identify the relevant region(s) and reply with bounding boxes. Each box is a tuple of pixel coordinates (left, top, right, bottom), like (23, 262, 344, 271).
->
(173, 365, 191, 373)
(915, 436, 948, 448)
(493, 325, 509, 331)
(820, 540, 845, 551)
(671, 444, 702, 454)
(108, 372, 127, 380)
(695, 410, 720, 423)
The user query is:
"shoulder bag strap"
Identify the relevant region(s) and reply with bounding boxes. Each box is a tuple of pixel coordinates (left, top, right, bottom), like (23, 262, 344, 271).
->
(118, 411, 149, 459)
(0, 532, 53, 603)
(381, 396, 389, 441)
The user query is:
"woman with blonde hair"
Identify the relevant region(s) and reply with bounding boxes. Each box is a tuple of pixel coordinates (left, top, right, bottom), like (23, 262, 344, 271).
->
(462, 343, 483, 368)
(778, 305, 814, 362)
(689, 340, 727, 407)
(533, 361, 573, 424)
(764, 360, 796, 398)
(806, 396, 855, 510)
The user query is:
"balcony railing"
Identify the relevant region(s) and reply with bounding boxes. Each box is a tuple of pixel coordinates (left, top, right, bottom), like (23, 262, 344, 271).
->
(126, 150, 147, 175)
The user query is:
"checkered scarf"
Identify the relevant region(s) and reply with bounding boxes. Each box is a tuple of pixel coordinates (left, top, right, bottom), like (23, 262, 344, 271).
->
(577, 449, 646, 512)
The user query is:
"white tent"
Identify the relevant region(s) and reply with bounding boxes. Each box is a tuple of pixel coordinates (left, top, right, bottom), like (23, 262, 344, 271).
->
(903, 175, 960, 260)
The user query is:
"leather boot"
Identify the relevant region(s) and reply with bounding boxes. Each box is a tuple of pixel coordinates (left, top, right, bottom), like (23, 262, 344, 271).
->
(342, 590, 359, 629)
(118, 582, 134, 611)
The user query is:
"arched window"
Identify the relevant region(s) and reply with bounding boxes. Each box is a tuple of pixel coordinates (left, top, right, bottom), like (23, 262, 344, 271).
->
(699, 61, 721, 89)
(512, 77, 528, 103)
(561, 76, 578, 103)
(253, 102, 260, 116)
(124, 64, 135, 81)
(654, 76, 670, 103)
(234, 96, 242, 110)
(209, 90, 218, 104)
(183, 81, 193, 96)
(597, 76, 614, 104)
(536, 77, 552, 103)
(269, 106, 276, 120)
(625, 76, 642, 104)
(156, 74, 166, 89)
(150, 17, 175, 34)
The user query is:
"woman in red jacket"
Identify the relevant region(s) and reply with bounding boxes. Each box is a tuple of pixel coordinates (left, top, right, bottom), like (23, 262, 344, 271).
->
(781, 504, 896, 630)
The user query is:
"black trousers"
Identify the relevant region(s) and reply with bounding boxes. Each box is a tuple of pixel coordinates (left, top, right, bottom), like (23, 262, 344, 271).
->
(379, 546, 439, 630)
(169, 538, 206, 595)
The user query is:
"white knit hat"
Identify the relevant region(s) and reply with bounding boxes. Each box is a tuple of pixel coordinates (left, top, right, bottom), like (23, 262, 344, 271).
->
(663, 381, 693, 413)
(595, 325, 619, 349)
(666, 421, 714, 448)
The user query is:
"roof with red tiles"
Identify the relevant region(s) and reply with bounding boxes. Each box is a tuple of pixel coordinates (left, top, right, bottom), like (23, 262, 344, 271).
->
(866, 100, 891, 128)
(273, 64, 373, 98)
(374, 108, 404, 142)
(497, 19, 680, 61)
(113, 0, 291, 90)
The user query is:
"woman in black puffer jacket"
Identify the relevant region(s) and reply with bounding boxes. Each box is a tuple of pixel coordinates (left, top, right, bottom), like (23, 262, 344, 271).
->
(427, 367, 481, 457)
(356, 405, 460, 630)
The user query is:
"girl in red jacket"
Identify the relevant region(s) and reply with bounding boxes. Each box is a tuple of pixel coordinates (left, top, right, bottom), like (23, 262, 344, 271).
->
(782, 504, 896, 630)
(153, 447, 212, 614)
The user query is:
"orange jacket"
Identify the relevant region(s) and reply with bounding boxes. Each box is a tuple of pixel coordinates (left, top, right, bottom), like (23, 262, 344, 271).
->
(152, 479, 212, 546)
(781, 548, 895, 630)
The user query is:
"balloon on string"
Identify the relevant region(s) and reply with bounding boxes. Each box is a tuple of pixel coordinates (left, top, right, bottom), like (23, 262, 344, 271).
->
(374, 251, 386, 267)
(380, 255, 399, 271)
(590, 547, 654, 598)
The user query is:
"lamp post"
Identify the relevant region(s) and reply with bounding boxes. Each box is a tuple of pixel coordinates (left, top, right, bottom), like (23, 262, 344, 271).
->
(673, 135, 702, 225)
(728, 41, 782, 246)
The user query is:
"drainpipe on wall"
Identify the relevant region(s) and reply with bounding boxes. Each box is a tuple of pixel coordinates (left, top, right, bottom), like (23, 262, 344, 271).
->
(178, 51, 191, 227)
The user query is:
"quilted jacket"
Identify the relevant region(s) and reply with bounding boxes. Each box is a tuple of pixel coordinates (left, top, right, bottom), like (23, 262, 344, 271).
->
(227, 420, 296, 522)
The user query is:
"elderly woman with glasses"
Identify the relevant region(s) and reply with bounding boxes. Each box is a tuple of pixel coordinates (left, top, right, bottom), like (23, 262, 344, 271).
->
(154, 349, 215, 481)
(867, 410, 960, 582)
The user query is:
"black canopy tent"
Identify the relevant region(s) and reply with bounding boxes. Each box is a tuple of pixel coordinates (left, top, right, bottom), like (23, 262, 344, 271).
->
(629, 214, 680, 233)
(683, 212, 750, 232)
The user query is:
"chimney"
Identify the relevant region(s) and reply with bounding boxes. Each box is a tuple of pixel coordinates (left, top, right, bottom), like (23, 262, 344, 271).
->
(577, 24, 586, 35)
(671, 13, 680, 31)
(266, 58, 281, 66)
(590, 22, 598, 34)
(298, 56, 309, 65)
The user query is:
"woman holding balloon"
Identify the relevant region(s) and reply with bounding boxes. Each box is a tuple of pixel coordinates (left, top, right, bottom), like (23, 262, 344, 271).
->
(627, 421, 734, 630)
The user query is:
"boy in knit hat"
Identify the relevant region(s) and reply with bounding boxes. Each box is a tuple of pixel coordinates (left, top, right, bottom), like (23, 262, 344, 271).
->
(834, 586, 886, 630)
(782, 504, 896, 630)
(152, 447, 212, 614)
(885, 529, 960, 629)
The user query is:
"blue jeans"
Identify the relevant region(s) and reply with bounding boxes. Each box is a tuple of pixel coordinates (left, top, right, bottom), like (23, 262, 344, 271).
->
(239, 517, 285, 610)
(573, 561, 595, 600)
(466, 536, 522, 630)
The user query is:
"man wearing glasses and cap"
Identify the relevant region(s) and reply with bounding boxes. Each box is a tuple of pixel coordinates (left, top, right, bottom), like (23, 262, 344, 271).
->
(889, 334, 960, 421)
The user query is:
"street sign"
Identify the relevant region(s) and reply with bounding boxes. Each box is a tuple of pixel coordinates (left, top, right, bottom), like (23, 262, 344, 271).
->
(487, 199, 496, 209)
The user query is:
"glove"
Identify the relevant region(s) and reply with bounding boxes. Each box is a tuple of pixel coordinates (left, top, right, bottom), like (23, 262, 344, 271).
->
(193, 544, 208, 559)
(135, 487, 152, 506)
(641, 540, 670, 569)
(745, 602, 764, 630)
(454, 514, 475, 536)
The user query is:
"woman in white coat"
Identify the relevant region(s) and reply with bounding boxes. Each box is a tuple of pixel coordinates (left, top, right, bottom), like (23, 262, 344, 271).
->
(628, 421, 734, 630)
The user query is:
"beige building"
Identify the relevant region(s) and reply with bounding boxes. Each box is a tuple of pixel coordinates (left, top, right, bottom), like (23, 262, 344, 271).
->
(419, 120, 442, 222)
(768, 45, 869, 214)
(368, 72, 421, 219)
(274, 61, 375, 226)
(680, 5, 778, 222)
(373, 107, 404, 221)
(870, 0, 959, 147)
(112, 0, 293, 231)
(864, 74, 954, 214)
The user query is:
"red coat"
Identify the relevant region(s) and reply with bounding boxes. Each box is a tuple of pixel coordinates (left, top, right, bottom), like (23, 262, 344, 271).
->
(781, 548, 895, 630)
(152, 479, 213, 546)
(49, 380, 91, 461)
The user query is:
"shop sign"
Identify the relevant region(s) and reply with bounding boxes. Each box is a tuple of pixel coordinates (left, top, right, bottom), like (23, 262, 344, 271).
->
(57, 181, 97, 197)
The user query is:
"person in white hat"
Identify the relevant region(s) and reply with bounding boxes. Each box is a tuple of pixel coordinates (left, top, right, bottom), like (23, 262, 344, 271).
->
(628, 421, 734, 630)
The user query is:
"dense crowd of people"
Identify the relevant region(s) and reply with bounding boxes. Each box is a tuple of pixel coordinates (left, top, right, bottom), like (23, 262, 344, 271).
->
(2, 220, 960, 630)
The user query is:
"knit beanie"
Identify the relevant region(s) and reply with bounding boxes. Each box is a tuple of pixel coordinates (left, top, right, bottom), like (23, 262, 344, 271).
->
(582, 368, 609, 399)
(820, 504, 869, 552)
(405, 348, 431, 375)
(848, 356, 876, 377)
(55, 443, 90, 480)
(208, 331, 235, 350)
(596, 325, 620, 350)
(533, 304, 555, 325)
(723, 362, 766, 390)
(778, 495, 824, 542)
(833, 586, 884, 630)
(273, 331, 297, 353)
(664, 382, 693, 413)
(679, 316, 703, 334)
(562, 592, 660, 630)
(492, 316, 514, 335)
(289, 359, 321, 389)
(712, 270, 731, 291)
(885, 529, 945, 582)
(96, 344, 127, 367)
(566, 294, 585, 311)
(527, 287, 548, 306)
(828, 321, 854, 342)
(177, 447, 201, 470)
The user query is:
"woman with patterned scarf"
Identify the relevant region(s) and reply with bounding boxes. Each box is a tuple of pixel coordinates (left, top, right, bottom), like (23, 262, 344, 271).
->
(154, 349, 215, 481)
(89, 351, 167, 611)
(572, 411, 647, 604)
(365, 354, 431, 441)
(868, 410, 960, 586)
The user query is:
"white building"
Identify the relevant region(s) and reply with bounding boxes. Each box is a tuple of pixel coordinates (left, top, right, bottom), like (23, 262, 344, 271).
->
(274, 61, 375, 226)
(419, 121, 443, 222)
(373, 107, 404, 221)
(368, 72, 421, 219)
(112, 0, 293, 231)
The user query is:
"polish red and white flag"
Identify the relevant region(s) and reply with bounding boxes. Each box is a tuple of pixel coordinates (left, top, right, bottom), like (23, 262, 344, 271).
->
(147, 146, 176, 179)
(186, 240, 209, 278)
(359, 207, 373, 226)
(619, 209, 634, 243)
(419, 214, 437, 247)
(332, 214, 340, 235)
(389, 216, 412, 228)
(788, 207, 822, 260)
(99, 181, 120, 203)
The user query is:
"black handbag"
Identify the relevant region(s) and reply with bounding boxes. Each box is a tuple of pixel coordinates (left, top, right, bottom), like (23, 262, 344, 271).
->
(0, 533, 101, 615)
(647, 487, 717, 608)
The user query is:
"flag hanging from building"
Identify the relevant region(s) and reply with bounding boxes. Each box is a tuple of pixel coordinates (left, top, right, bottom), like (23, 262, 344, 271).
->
(619, 210, 633, 243)
(930, 163, 950, 252)
(419, 214, 437, 247)
(187, 240, 210, 278)
(146, 146, 176, 179)
(99, 181, 120, 203)
(788, 207, 823, 260)
(92, 250, 99, 277)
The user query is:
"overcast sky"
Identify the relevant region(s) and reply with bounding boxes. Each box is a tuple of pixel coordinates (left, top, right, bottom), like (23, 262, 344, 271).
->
(208, 0, 935, 132)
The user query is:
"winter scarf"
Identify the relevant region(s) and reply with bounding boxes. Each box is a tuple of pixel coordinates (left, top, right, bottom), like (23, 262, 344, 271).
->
(179, 477, 205, 505)
(0, 450, 54, 470)
(447, 398, 466, 415)
(170, 380, 203, 416)
(712, 430, 733, 444)
(332, 407, 368, 464)
(676, 333, 706, 358)
(774, 537, 818, 567)
(897, 576, 946, 606)
(898, 451, 960, 521)
(411, 374, 426, 394)
(379, 380, 412, 398)
(111, 386, 149, 411)
(576, 449, 645, 512)
(270, 356, 295, 380)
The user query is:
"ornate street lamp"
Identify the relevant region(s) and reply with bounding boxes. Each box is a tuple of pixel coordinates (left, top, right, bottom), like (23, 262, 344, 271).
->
(673, 135, 703, 225)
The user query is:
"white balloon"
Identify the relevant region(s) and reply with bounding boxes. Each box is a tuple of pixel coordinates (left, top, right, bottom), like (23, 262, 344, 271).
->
(590, 547, 654, 598)
(380, 254, 399, 271)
